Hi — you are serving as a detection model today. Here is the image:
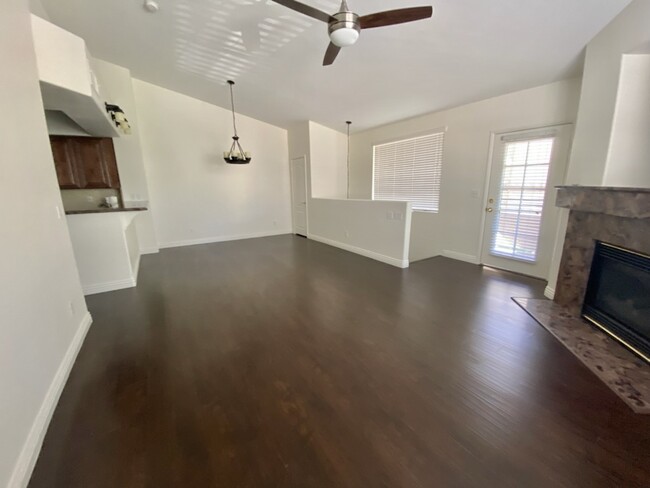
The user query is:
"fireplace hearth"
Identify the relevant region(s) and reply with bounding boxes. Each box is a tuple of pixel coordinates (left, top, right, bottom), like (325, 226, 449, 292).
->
(511, 186, 650, 412)
(583, 241, 650, 363)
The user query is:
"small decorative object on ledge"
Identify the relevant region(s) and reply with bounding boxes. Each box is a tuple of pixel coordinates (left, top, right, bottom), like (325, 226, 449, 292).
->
(105, 103, 132, 134)
(223, 80, 251, 164)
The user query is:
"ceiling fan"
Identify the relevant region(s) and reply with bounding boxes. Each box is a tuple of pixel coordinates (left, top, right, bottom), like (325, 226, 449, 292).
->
(271, 0, 433, 66)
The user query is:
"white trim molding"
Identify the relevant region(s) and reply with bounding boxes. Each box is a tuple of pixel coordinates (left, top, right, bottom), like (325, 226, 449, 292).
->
(308, 234, 409, 268)
(544, 286, 556, 300)
(158, 230, 293, 250)
(82, 250, 141, 296)
(139, 246, 160, 255)
(131, 253, 142, 288)
(442, 250, 480, 265)
(8, 312, 93, 488)
(83, 277, 136, 296)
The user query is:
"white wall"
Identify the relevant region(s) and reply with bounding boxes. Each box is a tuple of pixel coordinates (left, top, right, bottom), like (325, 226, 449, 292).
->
(288, 122, 310, 168)
(604, 54, 650, 187)
(133, 79, 292, 248)
(66, 212, 141, 295)
(30, 14, 90, 97)
(309, 199, 412, 268)
(0, 1, 90, 485)
(545, 1, 650, 296)
(308, 121, 348, 198)
(44, 110, 87, 135)
(91, 58, 159, 253)
(287, 122, 412, 267)
(567, 0, 650, 186)
(350, 78, 581, 264)
(29, 0, 48, 19)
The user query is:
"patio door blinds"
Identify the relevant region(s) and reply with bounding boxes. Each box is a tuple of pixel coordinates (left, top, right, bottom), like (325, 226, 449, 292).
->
(372, 132, 444, 212)
(489, 136, 555, 262)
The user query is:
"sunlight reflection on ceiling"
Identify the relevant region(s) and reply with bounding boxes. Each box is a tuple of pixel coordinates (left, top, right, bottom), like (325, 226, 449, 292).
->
(174, 0, 340, 82)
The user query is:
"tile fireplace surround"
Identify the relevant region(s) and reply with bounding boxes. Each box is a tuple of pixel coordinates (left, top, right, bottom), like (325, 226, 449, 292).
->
(553, 186, 650, 312)
(516, 186, 650, 412)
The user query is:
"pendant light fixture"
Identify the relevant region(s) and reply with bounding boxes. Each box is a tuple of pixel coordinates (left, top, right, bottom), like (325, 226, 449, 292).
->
(346, 120, 351, 198)
(223, 80, 252, 164)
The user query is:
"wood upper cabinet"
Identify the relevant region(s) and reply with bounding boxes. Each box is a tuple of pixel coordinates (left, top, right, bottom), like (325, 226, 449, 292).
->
(50, 136, 121, 190)
(50, 137, 85, 189)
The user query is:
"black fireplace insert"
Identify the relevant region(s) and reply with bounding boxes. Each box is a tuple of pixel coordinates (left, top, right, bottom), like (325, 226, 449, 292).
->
(582, 241, 650, 363)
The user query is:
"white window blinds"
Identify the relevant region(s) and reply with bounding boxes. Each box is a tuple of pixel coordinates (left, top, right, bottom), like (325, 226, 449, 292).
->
(490, 137, 554, 262)
(373, 132, 444, 212)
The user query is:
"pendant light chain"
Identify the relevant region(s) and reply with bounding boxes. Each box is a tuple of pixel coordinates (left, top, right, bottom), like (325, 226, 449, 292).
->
(228, 80, 238, 138)
(346, 121, 351, 199)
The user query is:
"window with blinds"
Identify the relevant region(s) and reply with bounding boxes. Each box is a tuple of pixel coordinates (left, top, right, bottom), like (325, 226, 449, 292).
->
(490, 136, 555, 262)
(372, 131, 444, 212)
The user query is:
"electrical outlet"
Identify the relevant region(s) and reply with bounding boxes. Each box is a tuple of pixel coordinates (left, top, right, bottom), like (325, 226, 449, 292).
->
(273, 220, 278, 227)
(345, 230, 350, 238)
(394, 212, 403, 221)
(470, 189, 480, 199)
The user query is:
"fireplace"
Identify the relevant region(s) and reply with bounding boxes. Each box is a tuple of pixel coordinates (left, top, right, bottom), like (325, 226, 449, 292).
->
(582, 241, 650, 362)
(553, 186, 650, 313)
(509, 186, 650, 412)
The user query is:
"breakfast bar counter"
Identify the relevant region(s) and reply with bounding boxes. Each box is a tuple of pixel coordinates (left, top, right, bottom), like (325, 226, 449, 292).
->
(65, 208, 148, 294)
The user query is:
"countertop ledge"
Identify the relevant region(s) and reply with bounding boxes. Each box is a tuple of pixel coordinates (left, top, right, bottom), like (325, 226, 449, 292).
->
(65, 207, 147, 215)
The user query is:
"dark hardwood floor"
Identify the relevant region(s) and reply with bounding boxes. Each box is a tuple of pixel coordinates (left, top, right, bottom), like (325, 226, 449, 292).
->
(30, 235, 650, 487)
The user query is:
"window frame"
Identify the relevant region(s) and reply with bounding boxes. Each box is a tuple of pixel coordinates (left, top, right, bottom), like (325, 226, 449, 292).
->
(488, 130, 559, 263)
(371, 127, 447, 214)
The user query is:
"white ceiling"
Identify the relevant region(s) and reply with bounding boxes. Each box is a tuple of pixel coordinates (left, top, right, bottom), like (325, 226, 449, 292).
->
(39, 0, 630, 132)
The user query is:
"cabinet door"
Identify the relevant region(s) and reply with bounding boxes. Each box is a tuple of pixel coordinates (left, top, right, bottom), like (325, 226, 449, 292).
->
(50, 137, 85, 189)
(71, 137, 121, 189)
(99, 138, 121, 189)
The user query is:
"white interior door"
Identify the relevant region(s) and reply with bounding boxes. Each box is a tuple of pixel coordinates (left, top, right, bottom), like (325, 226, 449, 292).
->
(290, 156, 308, 237)
(480, 125, 572, 278)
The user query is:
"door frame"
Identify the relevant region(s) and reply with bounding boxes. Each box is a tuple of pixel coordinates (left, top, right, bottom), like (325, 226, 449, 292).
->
(289, 155, 309, 236)
(476, 123, 573, 277)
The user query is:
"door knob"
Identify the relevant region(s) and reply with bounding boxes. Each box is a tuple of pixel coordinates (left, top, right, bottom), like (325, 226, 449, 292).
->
(486, 207, 493, 213)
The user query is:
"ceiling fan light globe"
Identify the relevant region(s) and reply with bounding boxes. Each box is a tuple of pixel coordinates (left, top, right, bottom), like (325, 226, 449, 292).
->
(330, 28, 359, 47)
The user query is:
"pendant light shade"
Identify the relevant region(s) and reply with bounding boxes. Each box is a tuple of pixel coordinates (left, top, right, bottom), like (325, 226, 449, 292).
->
(223, 80, 251, 164)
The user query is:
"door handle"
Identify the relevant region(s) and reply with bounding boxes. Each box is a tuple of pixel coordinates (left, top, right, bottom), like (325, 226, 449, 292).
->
(486, 207, 493, 213)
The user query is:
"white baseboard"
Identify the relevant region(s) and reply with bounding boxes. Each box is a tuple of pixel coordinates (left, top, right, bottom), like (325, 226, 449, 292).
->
(83, 277, 136, 296)
(308, 234, 409, 268)
(441, 250, 480, 265)
(132, 253, 141, 285)
(158, 230, 292, 250)
(139, 246, 159, 255)
(544, 286, 555, 300)
(8, 312, 93, 488)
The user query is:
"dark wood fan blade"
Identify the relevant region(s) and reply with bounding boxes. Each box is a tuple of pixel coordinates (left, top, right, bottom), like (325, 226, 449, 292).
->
(359, 6, 433, 29)
(323, 42, 341, 66)
(271, 0, 333, 23)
